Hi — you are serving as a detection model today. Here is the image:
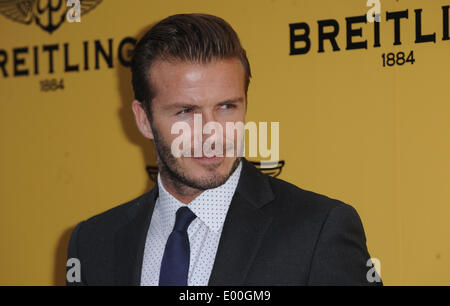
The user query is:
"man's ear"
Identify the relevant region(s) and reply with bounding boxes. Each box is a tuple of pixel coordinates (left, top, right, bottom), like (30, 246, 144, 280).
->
(132, 100, 154, 139)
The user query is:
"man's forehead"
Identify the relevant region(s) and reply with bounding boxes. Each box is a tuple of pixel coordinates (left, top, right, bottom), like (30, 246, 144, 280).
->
(148, 58, 246, 103)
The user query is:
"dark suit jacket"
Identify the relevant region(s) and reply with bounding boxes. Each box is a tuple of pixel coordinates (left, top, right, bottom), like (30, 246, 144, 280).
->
(67, 158, 381, 286)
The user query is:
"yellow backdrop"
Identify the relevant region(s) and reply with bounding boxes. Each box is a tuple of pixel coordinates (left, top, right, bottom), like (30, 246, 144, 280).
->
(1, 0, 449, 285)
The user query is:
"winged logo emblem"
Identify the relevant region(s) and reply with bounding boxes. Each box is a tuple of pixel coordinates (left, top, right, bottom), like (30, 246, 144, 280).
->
(0, 0, 102, 33)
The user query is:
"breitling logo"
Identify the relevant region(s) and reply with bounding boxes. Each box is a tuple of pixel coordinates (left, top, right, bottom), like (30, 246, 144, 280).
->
(0, 0, 102, 34)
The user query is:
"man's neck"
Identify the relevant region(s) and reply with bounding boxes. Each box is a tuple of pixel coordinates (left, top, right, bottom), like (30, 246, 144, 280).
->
(159, 174, 204, 204)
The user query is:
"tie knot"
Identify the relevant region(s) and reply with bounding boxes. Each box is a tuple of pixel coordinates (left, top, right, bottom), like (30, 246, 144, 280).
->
(173, 206, 196, 232)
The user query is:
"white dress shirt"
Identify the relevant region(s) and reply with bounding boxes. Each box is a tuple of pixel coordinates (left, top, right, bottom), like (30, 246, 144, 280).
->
(140, 161, 242, 286)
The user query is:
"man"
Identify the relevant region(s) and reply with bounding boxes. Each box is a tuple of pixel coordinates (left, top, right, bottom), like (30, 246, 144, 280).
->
(67, 13, 381, 286)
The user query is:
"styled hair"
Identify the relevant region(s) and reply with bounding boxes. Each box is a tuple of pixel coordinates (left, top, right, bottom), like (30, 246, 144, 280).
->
(131, 13, 251, 120)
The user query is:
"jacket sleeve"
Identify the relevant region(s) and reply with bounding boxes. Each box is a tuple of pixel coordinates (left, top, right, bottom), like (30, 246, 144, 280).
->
(307, 203, 382, 286)
(66, 221, 86, 286)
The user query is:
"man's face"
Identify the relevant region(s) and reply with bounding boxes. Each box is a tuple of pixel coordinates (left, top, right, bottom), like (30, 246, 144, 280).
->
(135, 58, 247, 190)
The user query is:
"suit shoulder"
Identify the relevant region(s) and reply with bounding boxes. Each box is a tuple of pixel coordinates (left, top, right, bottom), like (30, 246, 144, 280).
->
(266, 175, 354, 217)
(75, 189, 154, 234)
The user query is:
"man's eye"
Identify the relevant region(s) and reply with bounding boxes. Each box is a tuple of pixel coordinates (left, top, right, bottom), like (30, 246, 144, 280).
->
(220, 104, 236, 110)
(177, 108, 192, 115)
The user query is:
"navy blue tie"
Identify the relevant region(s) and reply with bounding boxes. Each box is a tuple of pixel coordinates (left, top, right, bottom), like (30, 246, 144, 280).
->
(159, 206, 196, 286)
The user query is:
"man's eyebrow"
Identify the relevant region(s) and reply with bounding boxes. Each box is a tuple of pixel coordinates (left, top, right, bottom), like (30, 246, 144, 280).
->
(165, 97, 244, 110)
(165, 103, 200, 110)
(216, 97, 244, 105)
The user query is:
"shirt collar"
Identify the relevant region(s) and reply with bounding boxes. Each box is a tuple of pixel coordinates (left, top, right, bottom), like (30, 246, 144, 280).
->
(156, 160, 242, 234)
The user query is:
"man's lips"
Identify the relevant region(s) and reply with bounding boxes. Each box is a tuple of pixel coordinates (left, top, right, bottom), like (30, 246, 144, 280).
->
(192, 156, 224, 163)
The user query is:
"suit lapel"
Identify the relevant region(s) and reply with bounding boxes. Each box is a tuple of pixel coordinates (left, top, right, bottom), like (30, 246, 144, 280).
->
(112, 158, 274, 286)
(113, 186, 158, 285)
(208, 158, 275, 285)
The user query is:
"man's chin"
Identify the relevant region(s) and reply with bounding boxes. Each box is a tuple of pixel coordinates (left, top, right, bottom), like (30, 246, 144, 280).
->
(159, 156, 239, 190)
(187, 157, 228, 179)
(180, 157, 234, 188)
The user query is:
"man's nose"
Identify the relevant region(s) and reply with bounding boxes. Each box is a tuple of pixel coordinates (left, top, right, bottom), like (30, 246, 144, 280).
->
(200, 109, 216, 125)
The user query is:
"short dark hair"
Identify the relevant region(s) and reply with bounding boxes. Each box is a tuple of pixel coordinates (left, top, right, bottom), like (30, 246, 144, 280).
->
(131, 13, 251, 120)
